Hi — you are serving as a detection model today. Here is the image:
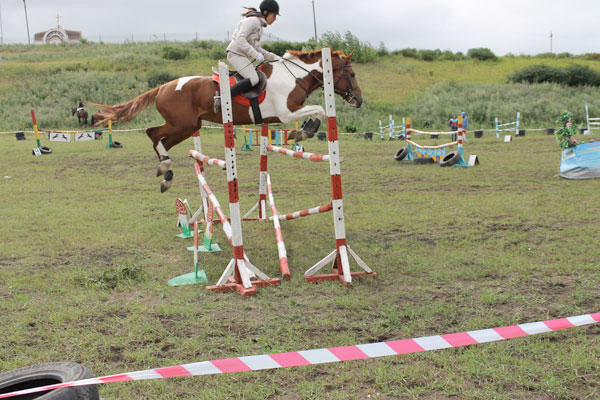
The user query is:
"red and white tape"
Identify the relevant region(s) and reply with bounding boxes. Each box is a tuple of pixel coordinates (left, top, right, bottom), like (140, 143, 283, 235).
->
(1, 312, 598, 399)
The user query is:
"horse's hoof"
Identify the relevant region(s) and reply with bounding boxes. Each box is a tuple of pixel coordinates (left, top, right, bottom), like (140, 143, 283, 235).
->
(160, 181, 171, 193)
(295, 131, 308, 142)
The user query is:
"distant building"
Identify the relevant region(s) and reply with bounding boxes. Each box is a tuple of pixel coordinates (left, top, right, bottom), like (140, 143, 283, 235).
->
(34, 16, 82, 44)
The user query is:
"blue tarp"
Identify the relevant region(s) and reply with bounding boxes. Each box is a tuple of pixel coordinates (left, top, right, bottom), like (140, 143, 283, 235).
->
(560, 142, 600, 179)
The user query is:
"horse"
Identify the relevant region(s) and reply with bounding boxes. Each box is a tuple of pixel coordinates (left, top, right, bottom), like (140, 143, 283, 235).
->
(71, 108, 88, 126)
(90, 112, 102, 126)
(92, 49, 363, 193)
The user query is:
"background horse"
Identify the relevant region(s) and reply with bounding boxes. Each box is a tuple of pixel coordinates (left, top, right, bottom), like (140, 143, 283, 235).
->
(93, 49, 363, 192)
(71, 108, 88, 126)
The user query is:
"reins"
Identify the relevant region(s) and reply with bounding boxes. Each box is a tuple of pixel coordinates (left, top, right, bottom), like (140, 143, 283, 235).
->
(275, 55, 360, 103)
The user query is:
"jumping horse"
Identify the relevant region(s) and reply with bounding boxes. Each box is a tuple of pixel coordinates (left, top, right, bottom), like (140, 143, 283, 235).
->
(93, 49, 363, 192)
(72, 108, 88, 126)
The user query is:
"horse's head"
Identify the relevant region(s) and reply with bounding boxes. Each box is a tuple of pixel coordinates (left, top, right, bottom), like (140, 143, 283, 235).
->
(330, 51, 362, 108)
(71, 108, 77, 116)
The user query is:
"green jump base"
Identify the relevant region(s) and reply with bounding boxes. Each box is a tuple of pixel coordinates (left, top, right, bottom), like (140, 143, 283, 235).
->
(187, 243, 222, 253)
(176, 230, 202, 239)
(168, 270, 208, 286)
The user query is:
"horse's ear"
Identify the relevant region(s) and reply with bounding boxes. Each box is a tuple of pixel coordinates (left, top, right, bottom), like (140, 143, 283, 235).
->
(345, 51, 354, 62)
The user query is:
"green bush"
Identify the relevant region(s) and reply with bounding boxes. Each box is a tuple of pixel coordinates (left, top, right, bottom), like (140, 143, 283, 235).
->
(319, 31, 377, 63)
(467, 48, 497, 61)
(147, 70, 177, 87)
(262, 41, 309, 56)
(419, 49, 439, 62)
(509, 64, 600, 86)
(397, 48, 418, 58)
(208, 45, 226, 60)
(161, 46, 190, 60)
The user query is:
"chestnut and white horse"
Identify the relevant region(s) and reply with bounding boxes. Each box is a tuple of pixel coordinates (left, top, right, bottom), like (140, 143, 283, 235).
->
(93, 49, 363, 192)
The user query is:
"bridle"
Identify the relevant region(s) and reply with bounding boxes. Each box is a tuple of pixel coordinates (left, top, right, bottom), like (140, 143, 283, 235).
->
(278, 54, 361, 104)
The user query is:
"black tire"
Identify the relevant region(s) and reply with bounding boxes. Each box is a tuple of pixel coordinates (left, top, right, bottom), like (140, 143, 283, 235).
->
(439, 151, 460, 167)
(413, 157, 434, 164)
(111, 141, 123, 148)
(40, 146, 53, 155)
(394, 147, 408, 161)
(363, 132, 373, 140)
(0, 362, 99, 400)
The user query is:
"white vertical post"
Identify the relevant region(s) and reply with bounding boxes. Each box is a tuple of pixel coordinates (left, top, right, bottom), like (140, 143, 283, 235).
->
(495, 117, 499, 138)
(516, 112, 520, 136)
(586, 103, 590, 134)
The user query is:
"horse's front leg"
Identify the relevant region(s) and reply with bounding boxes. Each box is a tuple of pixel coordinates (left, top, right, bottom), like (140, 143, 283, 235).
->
(282, 105, 326, 142)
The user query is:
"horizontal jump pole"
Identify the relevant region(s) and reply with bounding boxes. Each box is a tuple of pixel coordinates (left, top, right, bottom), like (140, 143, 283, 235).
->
(189, 150, 226, 169)
(267, 144, 330, 162)
(407, 140, 458, 150)
(269, 202, 333, 222)
(497, 122, 517, 127)
(407, 129, 460, 136)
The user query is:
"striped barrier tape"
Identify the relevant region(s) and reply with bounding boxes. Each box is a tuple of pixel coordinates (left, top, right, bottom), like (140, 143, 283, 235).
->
(0, 312, 598, 399)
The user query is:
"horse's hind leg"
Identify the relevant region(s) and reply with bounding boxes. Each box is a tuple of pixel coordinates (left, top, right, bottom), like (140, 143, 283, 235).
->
(147, 123, 198, 193)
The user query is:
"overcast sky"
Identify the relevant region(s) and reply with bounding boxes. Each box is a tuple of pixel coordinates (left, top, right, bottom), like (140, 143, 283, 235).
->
(0, 0, 598, 55)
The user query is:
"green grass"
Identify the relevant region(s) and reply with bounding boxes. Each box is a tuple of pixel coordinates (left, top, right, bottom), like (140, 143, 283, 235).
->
(1, 128, 599, 399)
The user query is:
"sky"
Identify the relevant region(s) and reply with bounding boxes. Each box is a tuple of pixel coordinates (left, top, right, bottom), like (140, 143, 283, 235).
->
(0, 0, 598, 55)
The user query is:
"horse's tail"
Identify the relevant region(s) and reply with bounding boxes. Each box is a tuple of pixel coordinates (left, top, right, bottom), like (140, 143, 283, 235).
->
(90, 86, 161, 126)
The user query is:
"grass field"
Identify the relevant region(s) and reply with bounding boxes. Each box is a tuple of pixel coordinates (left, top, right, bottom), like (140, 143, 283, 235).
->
(1, 126, 599, 399)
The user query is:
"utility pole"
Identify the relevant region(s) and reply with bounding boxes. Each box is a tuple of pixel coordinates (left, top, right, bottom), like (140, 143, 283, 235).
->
(23, 0, 31, 45)
(549, 30, 553, 53)
(312, 0, 318, 41)
(0, 1, 4, 45)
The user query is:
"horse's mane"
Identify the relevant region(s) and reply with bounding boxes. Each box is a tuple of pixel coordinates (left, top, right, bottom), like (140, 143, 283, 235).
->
(286, 48, 352, 63)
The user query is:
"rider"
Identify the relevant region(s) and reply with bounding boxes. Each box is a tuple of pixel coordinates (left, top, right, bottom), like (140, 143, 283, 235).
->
(77, 99, 84, 111)
(214, 0, 280, 113)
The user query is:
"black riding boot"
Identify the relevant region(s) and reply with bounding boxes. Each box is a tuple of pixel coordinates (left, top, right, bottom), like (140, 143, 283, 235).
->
(230, 78, 254, 98)
(214, 78, 255, 113)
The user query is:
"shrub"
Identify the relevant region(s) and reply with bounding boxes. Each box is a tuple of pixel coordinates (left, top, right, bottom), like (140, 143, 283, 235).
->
(208, 46, 226, 60)
(376, 41, 388, 57)
(509, 64, 600, 86)
(419, 49, 438, 62)
(467, 48, 497, 61)
(398, 48, 418, 58)
(147, 70, 177, 87)
(319, 31, 377, 63)
(262, 41, 308, 56)
(161, 46, 189, 60)
(509, 64, 567, 84)
(565, 64, 600, 86)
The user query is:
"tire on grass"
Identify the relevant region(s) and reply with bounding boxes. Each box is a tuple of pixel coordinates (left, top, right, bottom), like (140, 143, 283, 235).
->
(394, 147, 408, 161)
(439, 151, 460, 167)
(0, 362, 99, 400)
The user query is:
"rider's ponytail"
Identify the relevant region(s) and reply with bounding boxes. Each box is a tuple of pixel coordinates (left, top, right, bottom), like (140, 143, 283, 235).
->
(241, 7, 259, 17)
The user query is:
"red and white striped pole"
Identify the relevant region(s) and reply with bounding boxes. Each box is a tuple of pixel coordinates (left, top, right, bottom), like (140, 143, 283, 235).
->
(259, 123, 269, 220)
(266, 174, 290, 279)
(205, 62, 279, 296)
(304, 48, 375, 285)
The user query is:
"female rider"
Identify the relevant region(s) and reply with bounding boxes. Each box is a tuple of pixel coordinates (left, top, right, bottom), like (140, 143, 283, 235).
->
(215, 0, 280, 112)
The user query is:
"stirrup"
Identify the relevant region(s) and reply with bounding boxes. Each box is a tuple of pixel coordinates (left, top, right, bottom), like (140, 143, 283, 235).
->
(213, 92, 221, 113)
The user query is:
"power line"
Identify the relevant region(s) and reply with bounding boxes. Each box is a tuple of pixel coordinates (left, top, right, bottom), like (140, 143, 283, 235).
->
(0, 1, 4, 45)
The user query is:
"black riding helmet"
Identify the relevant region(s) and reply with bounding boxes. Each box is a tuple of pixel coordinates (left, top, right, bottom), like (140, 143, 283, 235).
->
(260, 0, 280, 16)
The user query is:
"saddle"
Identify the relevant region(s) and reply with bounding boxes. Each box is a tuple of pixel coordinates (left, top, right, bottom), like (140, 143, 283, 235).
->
(212, 67, 267, 123)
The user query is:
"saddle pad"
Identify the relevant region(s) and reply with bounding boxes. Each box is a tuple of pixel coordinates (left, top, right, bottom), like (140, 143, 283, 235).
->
(212, 74, 267, 107)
